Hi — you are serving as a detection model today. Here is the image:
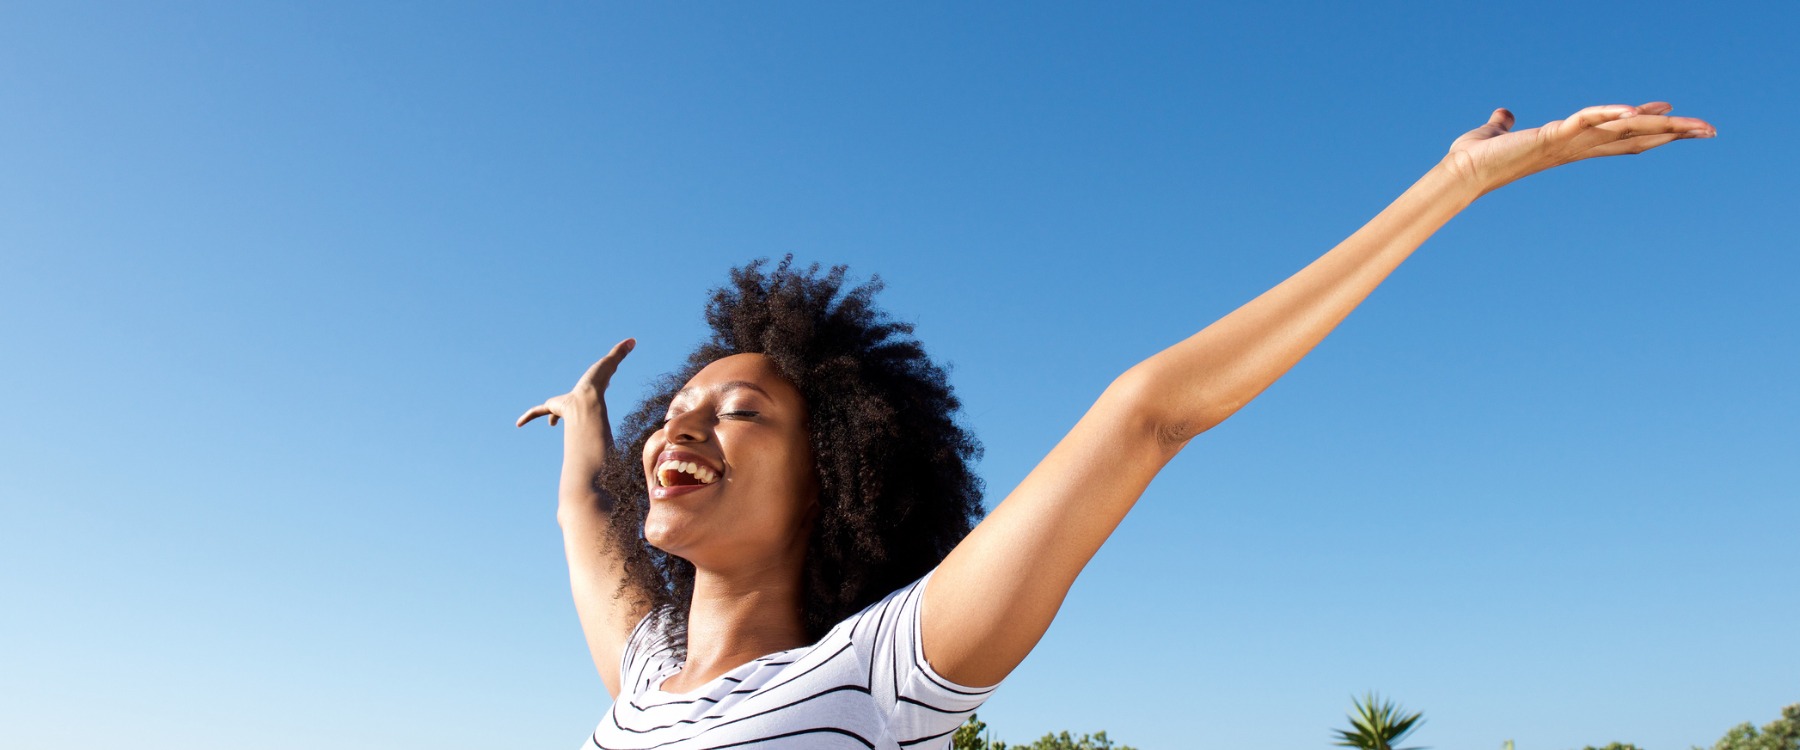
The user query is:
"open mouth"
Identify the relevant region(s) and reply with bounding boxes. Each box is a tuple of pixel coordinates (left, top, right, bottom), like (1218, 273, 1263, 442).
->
(656, 459, 719, 488)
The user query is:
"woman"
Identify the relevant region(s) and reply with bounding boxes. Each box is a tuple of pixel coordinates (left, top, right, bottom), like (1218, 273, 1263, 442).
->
(518, 102, 1714, 749)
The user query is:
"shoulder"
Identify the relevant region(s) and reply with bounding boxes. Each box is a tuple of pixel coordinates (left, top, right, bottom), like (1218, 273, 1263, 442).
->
(617, 605, 681, 695)
(839, 572, 930, 641)
(843, 569, 1000, 693)
(847, 570, 1002, 746)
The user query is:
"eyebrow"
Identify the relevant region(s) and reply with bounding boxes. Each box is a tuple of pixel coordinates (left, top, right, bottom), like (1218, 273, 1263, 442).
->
(671, 380, 773, 402)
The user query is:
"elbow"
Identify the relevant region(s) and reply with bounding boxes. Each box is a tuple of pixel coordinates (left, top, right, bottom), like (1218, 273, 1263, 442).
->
(1105, 365, 1240, 451)
(556, 497, 611, 531)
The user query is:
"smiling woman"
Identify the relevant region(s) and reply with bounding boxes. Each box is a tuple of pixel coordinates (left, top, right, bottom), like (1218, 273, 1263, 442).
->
(517, 102, 1714, 749)
(641, 357, 819, 574)
(603, 261, 988, 659)
(519, 258, 989, 748)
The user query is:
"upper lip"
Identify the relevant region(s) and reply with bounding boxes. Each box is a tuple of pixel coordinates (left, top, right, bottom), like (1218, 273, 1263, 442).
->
(655, 449, 722, 476)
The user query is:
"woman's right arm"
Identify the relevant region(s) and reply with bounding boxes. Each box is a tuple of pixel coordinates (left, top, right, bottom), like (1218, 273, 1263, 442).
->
(517, 338, 649, 698)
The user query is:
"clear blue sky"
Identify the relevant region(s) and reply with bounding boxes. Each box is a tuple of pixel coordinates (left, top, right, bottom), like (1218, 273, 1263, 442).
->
(2, 2, 1793, 749)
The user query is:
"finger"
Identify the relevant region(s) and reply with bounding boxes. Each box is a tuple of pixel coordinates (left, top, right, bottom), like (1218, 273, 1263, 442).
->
(1448, 108, 1515, 149)
(1595, 114, 1716, 138)
(516, 404, 553, 427)
(1578, 132, 1687, 159)
(1636, 101, 1673, 116)
(1557, 104, 1639, 137)
(1486, 107, 1515, 132)
(549, 414, 559, 426)
(577, 337, 637, 389)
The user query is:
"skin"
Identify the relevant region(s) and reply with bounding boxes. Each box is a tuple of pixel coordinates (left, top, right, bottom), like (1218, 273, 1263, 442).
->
(519, 101, 1715, 696)
(640, 354, 820, 694)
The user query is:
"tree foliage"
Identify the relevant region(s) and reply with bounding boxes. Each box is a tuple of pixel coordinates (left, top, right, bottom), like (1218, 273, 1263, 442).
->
(953, 713, 995, 750)
(1008, 729, 1136, 750)
(1334, 692, 1426, 750)
(952, 713, 1139, 750)
(951, 697, 1800, 750)
(1549, 701, 1796, 750)
(1698, 704, 1800, 750)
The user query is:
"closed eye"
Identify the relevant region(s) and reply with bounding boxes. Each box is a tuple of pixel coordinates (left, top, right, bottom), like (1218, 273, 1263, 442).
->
(721, 410, 759, 419)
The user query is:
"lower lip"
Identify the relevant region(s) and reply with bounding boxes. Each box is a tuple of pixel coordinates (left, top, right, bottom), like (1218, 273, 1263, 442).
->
(651, 483, 715, 501)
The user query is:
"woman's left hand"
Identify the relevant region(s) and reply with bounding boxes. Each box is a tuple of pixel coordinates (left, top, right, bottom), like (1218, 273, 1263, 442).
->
(1443, 101, 1715, 197)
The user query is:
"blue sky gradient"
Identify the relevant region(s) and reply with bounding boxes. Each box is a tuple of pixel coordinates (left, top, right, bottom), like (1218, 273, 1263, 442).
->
(2, 2, 1794, 749)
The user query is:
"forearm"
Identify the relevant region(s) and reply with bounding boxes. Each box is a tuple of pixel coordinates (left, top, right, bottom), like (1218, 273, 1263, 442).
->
(516, 338, 646, 695)
(1130, 160, 1483, 442)
(554, 443, 621, 581)
(553, 425, 640, 694)
(556, 465, 610, 522)
(554, 416, 615, 526)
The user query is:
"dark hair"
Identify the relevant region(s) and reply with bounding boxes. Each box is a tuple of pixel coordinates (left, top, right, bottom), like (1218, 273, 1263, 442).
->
(597, 256, 985, 655)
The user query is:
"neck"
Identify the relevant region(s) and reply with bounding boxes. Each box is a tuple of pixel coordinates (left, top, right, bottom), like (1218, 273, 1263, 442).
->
(670, 553, 810, 691)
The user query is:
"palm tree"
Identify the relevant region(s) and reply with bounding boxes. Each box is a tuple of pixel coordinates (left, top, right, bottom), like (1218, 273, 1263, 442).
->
(1332, 692, 1426, 750)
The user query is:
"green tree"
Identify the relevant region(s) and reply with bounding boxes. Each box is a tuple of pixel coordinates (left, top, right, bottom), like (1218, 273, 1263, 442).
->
(1333, 692, 1426, 750)
(1699, 704, 1800, 750)
(951, 714, 1138, 750)
(953, 713, 997, 750)
(1580, 743, 1645, 750)
(1010, 729, 1137, 750)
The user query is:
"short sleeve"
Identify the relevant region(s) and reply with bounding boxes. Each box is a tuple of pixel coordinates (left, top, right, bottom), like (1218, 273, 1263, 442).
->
(616, 607, 678, 697)
(848, 569, 1001, 747)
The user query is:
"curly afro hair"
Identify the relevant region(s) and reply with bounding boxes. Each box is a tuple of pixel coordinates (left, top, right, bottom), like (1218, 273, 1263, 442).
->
(596, 256, 985, 655)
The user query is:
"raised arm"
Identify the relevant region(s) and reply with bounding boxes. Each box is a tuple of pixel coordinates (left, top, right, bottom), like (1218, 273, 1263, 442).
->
(516, 338, 649, 698)
(923, 102, 1715, 688)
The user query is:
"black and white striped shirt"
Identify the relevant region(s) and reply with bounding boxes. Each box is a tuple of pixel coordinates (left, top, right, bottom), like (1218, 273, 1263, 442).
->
(585, 570, 999, 749)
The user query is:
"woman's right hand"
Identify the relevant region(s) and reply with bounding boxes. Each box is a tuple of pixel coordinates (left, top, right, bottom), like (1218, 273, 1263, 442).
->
(515, 337, 636, 447)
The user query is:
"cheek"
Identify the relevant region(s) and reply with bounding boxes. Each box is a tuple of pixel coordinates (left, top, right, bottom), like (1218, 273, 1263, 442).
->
(776, 450, 820, 523)
(728, 451, 814, 528)
(786, 435, 819, 494)
(640, 443, 659, 480)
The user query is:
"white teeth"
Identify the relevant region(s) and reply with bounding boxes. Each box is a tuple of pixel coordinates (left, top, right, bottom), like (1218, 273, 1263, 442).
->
(656, 459, 719, 487)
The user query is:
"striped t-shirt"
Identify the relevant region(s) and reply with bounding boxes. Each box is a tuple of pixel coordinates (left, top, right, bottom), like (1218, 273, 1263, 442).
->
(585, 570, 999, 749)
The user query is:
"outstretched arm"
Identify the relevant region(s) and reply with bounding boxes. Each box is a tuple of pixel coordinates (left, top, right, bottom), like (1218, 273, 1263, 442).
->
(516, 338, 649, 698)
(923, 103, 1715, 688)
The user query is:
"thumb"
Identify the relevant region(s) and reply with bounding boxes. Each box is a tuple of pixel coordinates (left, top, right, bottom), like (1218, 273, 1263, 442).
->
(1485, 107, 1514, 133)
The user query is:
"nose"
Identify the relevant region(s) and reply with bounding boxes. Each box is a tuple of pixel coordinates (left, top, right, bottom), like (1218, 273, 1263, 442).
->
(663, 408, 711, 445)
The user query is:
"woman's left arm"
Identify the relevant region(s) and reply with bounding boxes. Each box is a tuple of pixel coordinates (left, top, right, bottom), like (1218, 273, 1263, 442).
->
(923, 102, 1715, 688)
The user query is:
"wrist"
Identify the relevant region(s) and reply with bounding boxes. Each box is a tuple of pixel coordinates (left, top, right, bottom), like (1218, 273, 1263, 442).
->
(1426, 156, 1491, 206)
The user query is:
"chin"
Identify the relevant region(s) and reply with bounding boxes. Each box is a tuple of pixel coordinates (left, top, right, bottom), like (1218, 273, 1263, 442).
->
(642, 507, 694, 556)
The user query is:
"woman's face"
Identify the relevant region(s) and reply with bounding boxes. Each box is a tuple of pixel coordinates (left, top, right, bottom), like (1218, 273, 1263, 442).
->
(640, 353, 818, 569)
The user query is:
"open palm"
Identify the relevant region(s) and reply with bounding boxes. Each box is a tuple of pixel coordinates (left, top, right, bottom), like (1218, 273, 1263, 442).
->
(1443, 101, 1715, 196)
